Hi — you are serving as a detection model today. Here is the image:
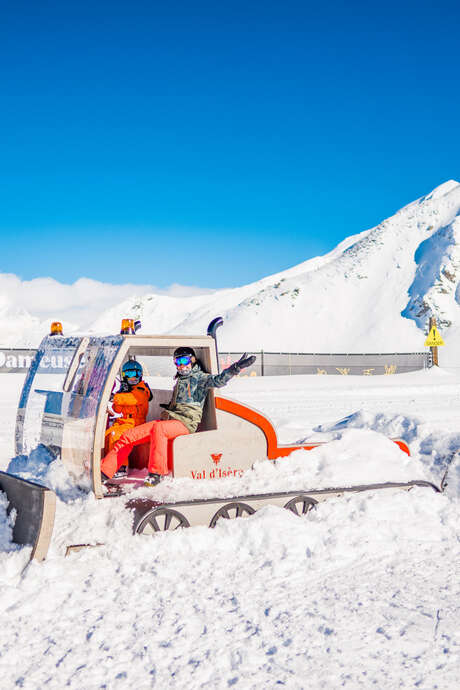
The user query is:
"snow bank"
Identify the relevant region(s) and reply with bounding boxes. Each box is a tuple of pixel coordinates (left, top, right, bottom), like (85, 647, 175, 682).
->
(29, 426, 436, 562)
(1, 366, 459, 688)
(122, 428, 432, 510)
(7, 446, 89, 501)
(2, 488, 457, 690)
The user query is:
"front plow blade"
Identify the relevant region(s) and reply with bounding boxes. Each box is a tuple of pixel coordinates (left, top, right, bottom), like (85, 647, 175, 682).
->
(0, 471, 56, 562)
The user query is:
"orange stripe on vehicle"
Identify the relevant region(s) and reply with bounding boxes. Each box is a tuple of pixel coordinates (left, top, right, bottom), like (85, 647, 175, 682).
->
(215, 396, 322, 459)
(392, 439, 410, 456)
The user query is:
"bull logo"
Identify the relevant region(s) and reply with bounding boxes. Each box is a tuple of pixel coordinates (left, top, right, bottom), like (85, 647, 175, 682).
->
(211, 453, 222, 465)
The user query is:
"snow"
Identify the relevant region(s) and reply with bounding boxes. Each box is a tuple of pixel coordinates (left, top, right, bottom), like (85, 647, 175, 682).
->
(86, 179, 460, 354)
(1, 369, 459, 688)
(3, 180, 460, 357)
(1, 180, 460, 686)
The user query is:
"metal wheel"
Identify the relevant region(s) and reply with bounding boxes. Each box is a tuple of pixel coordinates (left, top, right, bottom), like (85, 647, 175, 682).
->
(136, 507, 190, 535)
(209, 501, 255, 528)
(284, 495, 317, 516)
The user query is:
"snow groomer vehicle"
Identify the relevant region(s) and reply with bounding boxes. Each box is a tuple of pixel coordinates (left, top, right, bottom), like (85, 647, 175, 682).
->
(2, 318, 440, 561)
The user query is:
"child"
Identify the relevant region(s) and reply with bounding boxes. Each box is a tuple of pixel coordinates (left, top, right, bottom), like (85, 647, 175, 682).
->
(104, 359, 152, 477)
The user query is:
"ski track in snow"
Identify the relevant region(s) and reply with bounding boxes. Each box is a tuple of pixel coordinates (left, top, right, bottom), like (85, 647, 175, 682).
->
(1, 371, 460, 689)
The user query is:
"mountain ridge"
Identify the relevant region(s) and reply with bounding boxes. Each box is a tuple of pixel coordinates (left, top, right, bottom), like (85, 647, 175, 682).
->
(89, 180, 460, 354)
(2, 180, 460, 359)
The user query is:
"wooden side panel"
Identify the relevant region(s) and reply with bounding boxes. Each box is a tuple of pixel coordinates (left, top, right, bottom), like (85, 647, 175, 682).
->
(0, 471, 56, 562)
(172, 395, 324, 481)
(61, 417, 94, 476)
(215, 396, 324, 458)
(172, 415, 267, 480)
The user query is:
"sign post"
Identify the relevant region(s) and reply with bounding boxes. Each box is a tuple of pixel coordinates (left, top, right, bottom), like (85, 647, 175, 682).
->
(424, 317, 445, 366)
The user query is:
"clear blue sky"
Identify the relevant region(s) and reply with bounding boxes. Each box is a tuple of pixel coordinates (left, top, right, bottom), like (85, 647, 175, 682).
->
(1, 0, 459, 289)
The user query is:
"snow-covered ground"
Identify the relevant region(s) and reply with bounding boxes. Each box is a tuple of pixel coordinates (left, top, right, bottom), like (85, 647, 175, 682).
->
(1, 370, 459, 688)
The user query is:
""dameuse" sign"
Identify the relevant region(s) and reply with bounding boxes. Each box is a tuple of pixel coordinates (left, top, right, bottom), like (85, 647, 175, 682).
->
(0, 349, 74, 373)
(0, 349, 38, 372)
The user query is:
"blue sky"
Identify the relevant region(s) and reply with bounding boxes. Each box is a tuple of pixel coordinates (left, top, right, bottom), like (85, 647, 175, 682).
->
(1, 0, 459, 289)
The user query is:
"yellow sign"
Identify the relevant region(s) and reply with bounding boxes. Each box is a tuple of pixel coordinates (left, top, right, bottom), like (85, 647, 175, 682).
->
(424, 326, 445, 347)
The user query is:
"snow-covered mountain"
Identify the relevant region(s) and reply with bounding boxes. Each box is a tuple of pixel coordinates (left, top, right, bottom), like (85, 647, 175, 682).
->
(3, 180, 460, 357)
(0, 294, 80, 348)
(90, 180, 460, 356)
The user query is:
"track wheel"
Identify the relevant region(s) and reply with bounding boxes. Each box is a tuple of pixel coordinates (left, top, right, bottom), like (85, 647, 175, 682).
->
(209, 501, 255, 528)
(284, 495, 317, 516)
(136, 507, 190, 535)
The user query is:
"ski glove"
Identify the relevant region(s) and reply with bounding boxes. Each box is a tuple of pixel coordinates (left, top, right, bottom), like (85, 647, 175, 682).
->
(229, 353, 256, 374)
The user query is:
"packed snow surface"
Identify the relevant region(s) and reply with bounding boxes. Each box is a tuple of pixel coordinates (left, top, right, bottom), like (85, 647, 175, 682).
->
(1, 369, 459, 688)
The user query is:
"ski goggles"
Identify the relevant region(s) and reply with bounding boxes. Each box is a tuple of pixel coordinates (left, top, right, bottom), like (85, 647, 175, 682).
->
(123, 369, 140, 378)
(174, 355, 193, 366)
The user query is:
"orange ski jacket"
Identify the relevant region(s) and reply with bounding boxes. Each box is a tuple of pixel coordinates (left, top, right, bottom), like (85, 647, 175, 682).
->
(112, 380, 152, 426)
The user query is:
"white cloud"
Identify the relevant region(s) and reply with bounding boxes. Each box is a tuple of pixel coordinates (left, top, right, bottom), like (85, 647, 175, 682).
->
(0, 273, 215, 330)
(158, 283, 217, 298)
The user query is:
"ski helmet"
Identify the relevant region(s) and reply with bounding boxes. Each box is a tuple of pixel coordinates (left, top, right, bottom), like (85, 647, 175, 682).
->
(121, 360, 143, 384)
(173, 346, 196, 359)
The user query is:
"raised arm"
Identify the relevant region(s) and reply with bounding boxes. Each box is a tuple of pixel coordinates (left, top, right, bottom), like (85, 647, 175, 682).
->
(206, 353, 257, 388)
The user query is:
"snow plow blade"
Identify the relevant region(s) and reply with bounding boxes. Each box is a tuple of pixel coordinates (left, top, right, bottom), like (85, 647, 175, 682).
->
(0, 471, 56, 562)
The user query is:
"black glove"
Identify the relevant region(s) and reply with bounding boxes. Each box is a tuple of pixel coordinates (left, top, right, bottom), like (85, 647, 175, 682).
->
(119, 381, 130, 393)
(229, 353, 256, 374)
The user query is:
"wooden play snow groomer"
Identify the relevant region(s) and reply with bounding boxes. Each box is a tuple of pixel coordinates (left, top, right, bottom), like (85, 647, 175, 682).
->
(2, 318, 439, 560)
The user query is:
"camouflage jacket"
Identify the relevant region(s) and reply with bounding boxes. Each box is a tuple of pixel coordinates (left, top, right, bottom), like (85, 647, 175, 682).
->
(164, 364, 235, 433)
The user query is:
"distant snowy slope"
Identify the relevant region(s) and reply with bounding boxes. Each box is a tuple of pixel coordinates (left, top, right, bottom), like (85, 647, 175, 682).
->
(90, 180, 460, 355)
(0, 294, 76, 348)
(0, 297, 41, 347)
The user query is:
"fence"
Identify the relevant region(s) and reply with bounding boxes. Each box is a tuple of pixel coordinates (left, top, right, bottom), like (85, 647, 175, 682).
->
(218, 351, 432, 376)
(0, 348, 431, 375)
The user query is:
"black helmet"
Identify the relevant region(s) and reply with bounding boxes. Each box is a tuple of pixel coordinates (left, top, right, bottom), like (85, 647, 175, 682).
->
(173, 346, 196, 359)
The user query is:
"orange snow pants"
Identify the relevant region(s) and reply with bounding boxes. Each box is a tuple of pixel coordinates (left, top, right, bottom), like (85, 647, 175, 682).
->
(101, 419, 190, 479)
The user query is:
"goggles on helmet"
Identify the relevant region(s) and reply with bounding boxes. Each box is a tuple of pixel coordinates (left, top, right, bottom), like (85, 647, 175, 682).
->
(174, 354, 193, 367)
(123, 368, 140, 378)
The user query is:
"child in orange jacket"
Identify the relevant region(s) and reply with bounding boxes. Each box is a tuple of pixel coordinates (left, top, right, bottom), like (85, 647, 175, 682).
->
(104, 360, 152, 474)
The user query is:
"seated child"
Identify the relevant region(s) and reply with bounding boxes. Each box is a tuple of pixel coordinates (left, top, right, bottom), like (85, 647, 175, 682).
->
(104, 359, 152, 476)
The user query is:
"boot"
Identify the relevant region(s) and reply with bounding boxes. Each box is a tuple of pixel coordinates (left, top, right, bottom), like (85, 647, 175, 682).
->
(143, 472, 162, 487)
(112, 466, 128, 479)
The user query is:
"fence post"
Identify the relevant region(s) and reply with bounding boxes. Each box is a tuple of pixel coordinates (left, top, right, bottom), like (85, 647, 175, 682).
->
(260, 350, 264, 376)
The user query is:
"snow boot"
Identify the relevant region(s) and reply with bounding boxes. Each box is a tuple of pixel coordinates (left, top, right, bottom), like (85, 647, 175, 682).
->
(112, 466, 128, 479)
(144, 472, 162, 487)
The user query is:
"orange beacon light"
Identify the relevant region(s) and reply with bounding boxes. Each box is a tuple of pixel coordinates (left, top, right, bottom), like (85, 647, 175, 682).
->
(50, 322, 63, 336)
(120, 318, 135, 334)
(120, 319, 141, 335)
